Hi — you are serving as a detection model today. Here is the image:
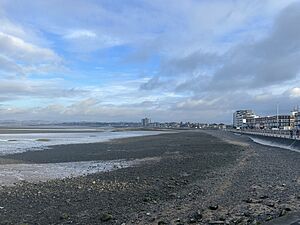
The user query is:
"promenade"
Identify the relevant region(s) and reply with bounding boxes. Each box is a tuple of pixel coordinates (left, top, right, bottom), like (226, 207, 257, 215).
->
(232, 129, 300, 140)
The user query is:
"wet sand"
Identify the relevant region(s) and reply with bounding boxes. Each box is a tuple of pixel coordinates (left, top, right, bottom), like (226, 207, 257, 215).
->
(0, 131, 299, 224)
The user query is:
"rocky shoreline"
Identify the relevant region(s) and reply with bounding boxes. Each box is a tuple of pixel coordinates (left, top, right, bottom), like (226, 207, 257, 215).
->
(0, 131, 299, 224)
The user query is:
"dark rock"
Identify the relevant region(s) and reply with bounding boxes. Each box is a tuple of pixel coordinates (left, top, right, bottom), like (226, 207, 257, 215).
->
(265, 216, 273, 221)
(259, 195, 269, 199)
(266, 202, 275, 207)
(209, 205, 219, 210)
(100, 213, 113, 222)
(60, 213, 69, 220)
(158, 221, 168, 225)
(149, 217, 156, 222)
(244, 198, 262, 204)
(143, 196, 152, 202)
(243, 212, 251, 217)
(279, 209, 287, 217)
(188, 218, 197, 223)
(190, 211, 202, 221)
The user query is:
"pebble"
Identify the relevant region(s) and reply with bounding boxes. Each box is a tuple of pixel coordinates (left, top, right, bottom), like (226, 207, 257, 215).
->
(100, 213, 113, 222)
(209, 205, 219, 210)
(209, 221, 226, 225)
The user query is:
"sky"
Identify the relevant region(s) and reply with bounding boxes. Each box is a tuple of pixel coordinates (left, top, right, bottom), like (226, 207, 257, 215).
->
(0, 0, 300, 123)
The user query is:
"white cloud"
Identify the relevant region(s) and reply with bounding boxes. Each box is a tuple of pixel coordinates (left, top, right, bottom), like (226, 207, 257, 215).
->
(64, 30, 97, 39)
(288, 87, 300, 98)
(0, 32, 61, 63)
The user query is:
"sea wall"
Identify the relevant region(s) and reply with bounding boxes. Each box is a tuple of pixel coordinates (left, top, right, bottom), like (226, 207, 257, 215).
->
(240, 133, 300, 151)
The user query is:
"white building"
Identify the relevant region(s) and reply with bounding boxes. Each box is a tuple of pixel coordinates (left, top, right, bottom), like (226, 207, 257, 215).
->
(233, 110, 255, 129)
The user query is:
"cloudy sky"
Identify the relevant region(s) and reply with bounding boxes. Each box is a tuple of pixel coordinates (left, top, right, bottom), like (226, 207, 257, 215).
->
(0, 0, 300, 123)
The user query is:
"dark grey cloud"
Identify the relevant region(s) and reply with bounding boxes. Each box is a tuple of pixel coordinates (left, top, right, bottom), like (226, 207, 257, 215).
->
(140, 76, 166, 90)
(160, 51, 221, 76)
(202, 2, 300, 92)
(142, 1, 300, 95)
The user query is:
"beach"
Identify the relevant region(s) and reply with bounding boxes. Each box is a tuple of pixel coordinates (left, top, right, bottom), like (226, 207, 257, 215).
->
(0, 130, 299, 224)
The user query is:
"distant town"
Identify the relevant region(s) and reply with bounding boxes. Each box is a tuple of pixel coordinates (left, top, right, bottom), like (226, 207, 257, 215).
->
(0, 119, 228, 130)
(140, 117, 227, 129)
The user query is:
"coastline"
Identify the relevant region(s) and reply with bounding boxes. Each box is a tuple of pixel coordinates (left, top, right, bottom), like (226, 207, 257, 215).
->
(0, 131, 298, 224)
(0, 129, 169, 157)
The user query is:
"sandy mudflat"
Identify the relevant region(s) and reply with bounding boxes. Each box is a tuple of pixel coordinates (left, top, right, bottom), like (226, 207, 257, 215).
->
(0, 131, 299, 224)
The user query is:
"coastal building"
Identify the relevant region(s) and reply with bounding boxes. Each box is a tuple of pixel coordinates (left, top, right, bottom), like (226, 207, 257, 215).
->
(295, 112, 300, 129)
(290, 108, 299, 129)
(141, 118, 151, 127)
(256, 115, 291, 130)
(233, 110, 255, 129)
(235, 107, 297, 130)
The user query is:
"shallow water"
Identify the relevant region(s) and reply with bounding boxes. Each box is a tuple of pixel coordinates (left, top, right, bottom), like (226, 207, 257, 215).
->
(0, 159, 137, 186)
(0, 130, 166, 186)
(0, 130, 165, 155)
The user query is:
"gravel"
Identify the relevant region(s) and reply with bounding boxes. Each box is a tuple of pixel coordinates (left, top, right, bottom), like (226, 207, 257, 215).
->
(0, 130, 298, 225)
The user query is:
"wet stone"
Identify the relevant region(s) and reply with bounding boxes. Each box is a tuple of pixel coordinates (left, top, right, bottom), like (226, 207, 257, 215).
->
(100, 213, 113, 222)
(209, 205, 219, 210)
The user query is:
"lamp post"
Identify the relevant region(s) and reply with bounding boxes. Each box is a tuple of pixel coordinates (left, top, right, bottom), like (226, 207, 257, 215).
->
(276, 104, 279, 129)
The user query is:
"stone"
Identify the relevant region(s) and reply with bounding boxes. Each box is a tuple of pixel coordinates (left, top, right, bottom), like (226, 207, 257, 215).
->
(143, 197, 152, 202)
(244, 198, 262, 204)
(209, 205, 219, 210)
(266, 202, 275, 207)
(149, 217, 156, 222)
(188, 218, 197, 223)
(100, 213, 113, 222)
(259, 195, 269, 199)
(209, 221, 225, 225)
(243, 212, 250, 217)
(191, 211, 202, 221)
(279, 209, 287, 217)
(169, 193, 177, 198)
(60, 213, 69, 220)
(265, 216, 273, 221)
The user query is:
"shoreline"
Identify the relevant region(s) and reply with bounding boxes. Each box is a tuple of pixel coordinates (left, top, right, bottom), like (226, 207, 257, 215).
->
(0, 131, 179, 164)
(0, 131, 299, 224)
(0, 130, 170, 159)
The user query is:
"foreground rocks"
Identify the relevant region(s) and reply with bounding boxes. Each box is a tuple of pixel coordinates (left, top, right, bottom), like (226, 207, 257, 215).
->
(0, 131, 299, 224)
